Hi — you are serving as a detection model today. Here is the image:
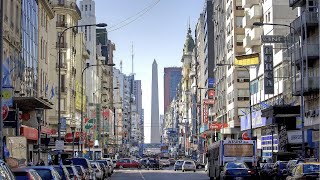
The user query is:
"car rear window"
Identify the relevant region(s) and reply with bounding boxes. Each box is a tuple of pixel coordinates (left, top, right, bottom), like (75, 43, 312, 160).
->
(54, 167, 67, 180)
(34, 169, 53, 179)
(13, 172, 28, 180)
(227, 163, 248, 169)
(66, 167, 74, 175)
(185, 162, 193, 164)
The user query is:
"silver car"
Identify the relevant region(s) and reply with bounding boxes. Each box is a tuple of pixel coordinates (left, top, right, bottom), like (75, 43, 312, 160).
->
(182, 160, 196, 172)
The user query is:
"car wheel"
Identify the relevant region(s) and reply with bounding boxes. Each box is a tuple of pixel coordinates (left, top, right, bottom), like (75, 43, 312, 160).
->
(194, 170, 196, 172)
(182, 169, 185, 172)
(174, 169, 176, 171)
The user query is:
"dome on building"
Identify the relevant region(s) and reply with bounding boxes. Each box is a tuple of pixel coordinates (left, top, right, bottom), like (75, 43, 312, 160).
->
(183, 27, 195, 54)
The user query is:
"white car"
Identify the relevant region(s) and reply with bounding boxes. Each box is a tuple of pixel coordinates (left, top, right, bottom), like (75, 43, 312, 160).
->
(90, 162, 104, 180)
(160, 159, 171, 167)
(182, 160, 196, 172)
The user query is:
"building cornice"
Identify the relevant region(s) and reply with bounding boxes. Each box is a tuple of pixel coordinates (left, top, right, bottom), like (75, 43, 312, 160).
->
(40, 0, 55, 19)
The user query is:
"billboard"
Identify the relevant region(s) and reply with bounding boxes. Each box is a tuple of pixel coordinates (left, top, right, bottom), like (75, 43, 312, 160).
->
(234, 53, 260, 66)
(76, 81, 86, 111)
(263, 46, 274, 94)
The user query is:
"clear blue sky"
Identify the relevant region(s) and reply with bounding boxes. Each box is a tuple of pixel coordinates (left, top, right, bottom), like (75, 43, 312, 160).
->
(95, 0, 204, 143)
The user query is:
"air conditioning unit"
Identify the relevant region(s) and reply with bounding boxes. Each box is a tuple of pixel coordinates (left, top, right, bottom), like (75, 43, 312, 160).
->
(239, 78, 245, 82)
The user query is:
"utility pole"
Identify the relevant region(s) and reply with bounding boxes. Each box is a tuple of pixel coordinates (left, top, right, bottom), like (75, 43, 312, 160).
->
(0, 0, 4, 160)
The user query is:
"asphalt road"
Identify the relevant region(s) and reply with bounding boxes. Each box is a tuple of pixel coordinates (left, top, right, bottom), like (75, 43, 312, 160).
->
(110, 167, 209, 180)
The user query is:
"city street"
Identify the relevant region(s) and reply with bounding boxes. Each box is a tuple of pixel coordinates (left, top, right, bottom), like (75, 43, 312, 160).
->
(110, 168, 208, 180)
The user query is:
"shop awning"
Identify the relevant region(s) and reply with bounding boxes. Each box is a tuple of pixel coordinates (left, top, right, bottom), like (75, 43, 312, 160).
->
(261, 105, 300, 118)
(20, 125, 38, 141)
(13, 97, 53, 111)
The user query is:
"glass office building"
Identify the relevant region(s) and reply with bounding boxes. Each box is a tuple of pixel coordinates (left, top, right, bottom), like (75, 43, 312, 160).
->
(21, 0, 38, 96)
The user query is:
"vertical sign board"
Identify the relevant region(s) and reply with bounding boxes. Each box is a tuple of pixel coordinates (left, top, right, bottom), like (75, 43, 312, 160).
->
(263, 45, 274, 94)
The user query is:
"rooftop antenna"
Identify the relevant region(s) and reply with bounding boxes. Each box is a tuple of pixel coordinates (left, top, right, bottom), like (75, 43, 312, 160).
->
(120, 60, 123, 73)
(131, 42, 134, 75)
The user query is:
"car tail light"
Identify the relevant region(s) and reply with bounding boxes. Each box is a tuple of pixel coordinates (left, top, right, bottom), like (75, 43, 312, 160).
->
(28, 173, 35, 180)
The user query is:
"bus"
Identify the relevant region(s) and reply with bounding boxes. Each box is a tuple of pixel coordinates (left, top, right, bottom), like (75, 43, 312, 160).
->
(206, 140, 257, 180)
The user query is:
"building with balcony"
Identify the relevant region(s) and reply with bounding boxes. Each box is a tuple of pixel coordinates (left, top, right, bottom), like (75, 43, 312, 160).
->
(288, 0, 319, 158)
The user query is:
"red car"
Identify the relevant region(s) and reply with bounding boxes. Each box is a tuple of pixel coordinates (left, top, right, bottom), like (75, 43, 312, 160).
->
(116, 158, 141, 169)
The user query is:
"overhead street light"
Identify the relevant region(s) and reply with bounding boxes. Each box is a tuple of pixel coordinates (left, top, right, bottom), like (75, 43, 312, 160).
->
(79, 63, 115, 156)
(57, 23, 107, 162)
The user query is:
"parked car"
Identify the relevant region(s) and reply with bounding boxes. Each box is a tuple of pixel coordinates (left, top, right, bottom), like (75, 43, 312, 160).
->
(112, 160, 117, 168)
(65, 165, 82, 180)
(74, 165, 89, 180)
(286, 163, 319, 180)
(139, 158, 148, 169)
(220, 162, 251, 180)
(97, 162, 111, 178)
(116, 158, 141, 169)
(104, 158, 115, 173)
(0, 160, 15, 180)
(71, 158, 93, 180)
(271, 161, 289, 180)
(90, 162, 104, 180)
(12, 167, 42, 180)
(259, 163, 275, 180)
(182, 160, 196, 172)
(174, 160, 184, 171)
(286, 160, 305, 174)
(160, 159, 171, 167)
(169, 158, 176, 165)
(53, 165, 71, 180)
(29, 166, 61, 180)
(194, 161, 205, 169)
(96, 159, 113, 175)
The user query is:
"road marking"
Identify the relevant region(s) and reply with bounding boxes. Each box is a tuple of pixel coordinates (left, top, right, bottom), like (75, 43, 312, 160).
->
(139, 170, 146, 180)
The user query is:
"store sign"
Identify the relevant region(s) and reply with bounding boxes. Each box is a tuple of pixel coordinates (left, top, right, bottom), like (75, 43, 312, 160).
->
(20, 126, 38, 141)
(240, 111, 267, 131)
(209, 122, 227, 130)
(287, 130, 307, 144)
(263, 45, 274, 94)
(261, 35, 286, 43)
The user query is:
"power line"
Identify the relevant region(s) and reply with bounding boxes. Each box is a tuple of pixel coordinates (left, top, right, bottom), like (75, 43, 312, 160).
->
(108, 0, 160, 33)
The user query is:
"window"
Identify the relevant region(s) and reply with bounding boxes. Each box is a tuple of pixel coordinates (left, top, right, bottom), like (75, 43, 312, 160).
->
(238, 89, 249, 101)
(85, 5, 87, 11)
(10, 0, 14, 28)
(237, 70, 249, 82)
(267, 12, 271, 22)
(236, 35, 244, 46)
(16, 5, 19, 32)
(81, 5, 83, 11)
(90, 5, 91, 11)
(236, 16, 243, 27)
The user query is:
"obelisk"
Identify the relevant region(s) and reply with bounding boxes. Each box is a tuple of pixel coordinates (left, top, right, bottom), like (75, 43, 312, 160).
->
(151, 60, 161, 143)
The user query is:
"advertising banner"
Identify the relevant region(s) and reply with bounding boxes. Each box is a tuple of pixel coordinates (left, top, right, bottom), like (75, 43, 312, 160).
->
(75, 81, 86, 111)
(263, 45, 274, 94)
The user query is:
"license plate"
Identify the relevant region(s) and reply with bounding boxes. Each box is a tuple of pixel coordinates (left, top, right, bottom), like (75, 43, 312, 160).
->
(235, 177, 243, 180)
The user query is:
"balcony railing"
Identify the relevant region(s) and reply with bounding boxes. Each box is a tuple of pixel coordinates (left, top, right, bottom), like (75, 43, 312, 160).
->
(51, 0, 81, 18)
(293, 76, 319, 95)
(289, 0, 306, 8)
(293, 43, 319, 63)
(56, 42, 68, 48)
(56, 62, 67, 70)
(291, 11, 318, 31)
(56, 21, 67, 28)
(249, 5, 262, 19)
(242, 0, 260, 8)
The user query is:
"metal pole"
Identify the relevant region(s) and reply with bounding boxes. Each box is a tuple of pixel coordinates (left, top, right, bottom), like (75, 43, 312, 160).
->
(271, 126, 274, 162)
(38, 117, 41, 163)
(72, 130, 75, 158)
(0, 0, 4, 160)
(16, 103, 20, 136)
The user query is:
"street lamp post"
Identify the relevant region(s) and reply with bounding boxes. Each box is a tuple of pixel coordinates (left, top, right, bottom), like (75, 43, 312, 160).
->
(253, 22, 305, 157)
(216, 64, 253, 139)
(35, 108, 44, 163)
(79, 63, 115, 157)
(57, 23, 107, 161)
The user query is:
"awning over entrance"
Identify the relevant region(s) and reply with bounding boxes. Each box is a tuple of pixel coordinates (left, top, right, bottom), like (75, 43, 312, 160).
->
(13, 97, 53, 111)
(261, 105, 300, 118)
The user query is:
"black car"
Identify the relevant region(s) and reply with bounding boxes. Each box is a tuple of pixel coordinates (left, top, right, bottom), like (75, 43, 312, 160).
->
(270, 161, 288, 180)
(220, 162, 251, 180)
(259, 163, 274, 180)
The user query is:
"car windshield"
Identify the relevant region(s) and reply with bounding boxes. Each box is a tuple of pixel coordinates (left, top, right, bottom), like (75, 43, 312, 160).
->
(176, 161, 183, 164)
(13, 172, 28, 180)
(303, 164, 320, 173)
(185, 161, 193, 164)
(226, 163, 248, 169)
(34, 169, 53, 179)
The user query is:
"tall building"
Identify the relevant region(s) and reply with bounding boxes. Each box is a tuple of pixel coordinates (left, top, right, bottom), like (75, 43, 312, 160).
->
(151, 60, 161, 143)
(163, 67, 182, 113)
(78, 0, 98, 104)
(134, 80, 143, 116)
